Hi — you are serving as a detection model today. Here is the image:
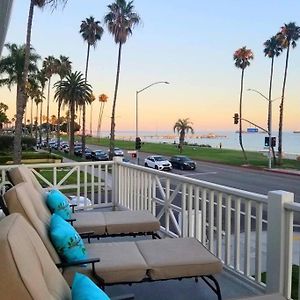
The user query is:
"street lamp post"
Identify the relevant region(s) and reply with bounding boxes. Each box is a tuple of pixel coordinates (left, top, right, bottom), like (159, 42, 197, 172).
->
(135, 81, 169, 164)
(247, 88, 281, 169)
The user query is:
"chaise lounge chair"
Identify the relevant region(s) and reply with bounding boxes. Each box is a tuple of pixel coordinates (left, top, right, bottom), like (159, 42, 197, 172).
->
(4, 182, 224, 299)
(5, 165, 160, 238)
(0, 213, 133, 300)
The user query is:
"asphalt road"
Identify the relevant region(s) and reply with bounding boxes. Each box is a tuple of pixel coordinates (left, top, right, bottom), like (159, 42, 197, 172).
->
(85, 144, 300, 202)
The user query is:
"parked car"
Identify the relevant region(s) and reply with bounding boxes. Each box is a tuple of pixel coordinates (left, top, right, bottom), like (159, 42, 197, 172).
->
(169, 155, 196, 170)
(91, 150, 109, 161)
(75, 147, 92, 159)
(144, 155, 172, 171)
(108, 147, 124, 157)
(59, 142, 69, 151)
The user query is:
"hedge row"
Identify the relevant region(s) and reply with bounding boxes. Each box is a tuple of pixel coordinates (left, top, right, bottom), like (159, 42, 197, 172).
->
(0, 135, 36, 151)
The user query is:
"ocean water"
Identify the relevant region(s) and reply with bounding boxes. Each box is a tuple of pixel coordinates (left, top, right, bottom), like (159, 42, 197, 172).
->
(95, 130, 300, 155)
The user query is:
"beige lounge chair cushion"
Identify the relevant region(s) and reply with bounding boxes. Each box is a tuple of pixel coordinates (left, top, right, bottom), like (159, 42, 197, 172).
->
(4, 182, 61, 264)
(136, 237, 223, 280)
(104, 210, 161, 235)
(63, 241, 148, 285)
(8, 165, 44, 194)
(0, 214, 71, 300)
(73, 211, 106, 235)
(232, 295, 286, 300)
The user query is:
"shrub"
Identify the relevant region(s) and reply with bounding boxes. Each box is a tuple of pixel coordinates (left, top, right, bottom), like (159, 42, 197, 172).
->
(0, 135, 36, 151)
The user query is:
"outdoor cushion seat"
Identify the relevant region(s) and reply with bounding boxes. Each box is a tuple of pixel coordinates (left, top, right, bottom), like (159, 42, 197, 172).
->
(64, 241, 148, 284)
(6, 165, 161, 237)
(3, 183, 223, 299)
(136, 237, 223, 280)
(0, 213, 71, 300)
(231, 295, 286, 300)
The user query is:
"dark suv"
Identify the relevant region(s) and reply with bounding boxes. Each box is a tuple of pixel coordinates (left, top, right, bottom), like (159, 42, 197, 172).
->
(169, 155, 196, 170)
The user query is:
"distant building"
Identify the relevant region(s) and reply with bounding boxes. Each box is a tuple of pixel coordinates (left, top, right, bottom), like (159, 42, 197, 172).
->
(0, 0, 14, 57)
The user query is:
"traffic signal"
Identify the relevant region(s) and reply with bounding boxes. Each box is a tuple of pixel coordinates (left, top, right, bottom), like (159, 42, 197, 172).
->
(264, 137, 270, 147)
(271, 137, 276, 147)
(233, 113, 239, 124)
(265, 137, 276, 147)
(135, 137, 142, 150)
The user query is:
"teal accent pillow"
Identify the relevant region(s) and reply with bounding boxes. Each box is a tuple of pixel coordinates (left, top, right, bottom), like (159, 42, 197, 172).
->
(46, 189, 72, 220)
(72, 273, 110, 300)
(49, 214, 87, 262)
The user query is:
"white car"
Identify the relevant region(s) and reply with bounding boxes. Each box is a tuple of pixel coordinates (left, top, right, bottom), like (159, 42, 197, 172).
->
(144, 155, 172, 171)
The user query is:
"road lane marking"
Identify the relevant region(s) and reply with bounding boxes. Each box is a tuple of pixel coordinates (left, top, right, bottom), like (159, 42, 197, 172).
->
(182, 171, 217, 177)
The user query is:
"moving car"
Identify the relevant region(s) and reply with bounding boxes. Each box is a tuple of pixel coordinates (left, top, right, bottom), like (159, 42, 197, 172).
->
(169, 155, 196, 170)
(91, 150, 109, 161)
(144, 155, 172, 171)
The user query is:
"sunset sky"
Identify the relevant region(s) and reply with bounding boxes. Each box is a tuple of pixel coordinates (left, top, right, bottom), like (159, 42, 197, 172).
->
(1, 0, 300, 133)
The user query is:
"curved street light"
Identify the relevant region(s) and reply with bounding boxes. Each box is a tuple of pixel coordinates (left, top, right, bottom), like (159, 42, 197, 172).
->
(135, 81, 169, 163)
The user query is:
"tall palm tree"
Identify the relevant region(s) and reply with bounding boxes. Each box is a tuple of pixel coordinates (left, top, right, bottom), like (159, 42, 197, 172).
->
(263, 36, 283, 165)
(16, 0, 68, 163)
(80, 16, 103, 156)
(42, 55, 58, 145)
(104, 0, 140, 158)
(55, 55, 72, 148)
(0, 43, 39, 137)
(173, 118, 194, 153)
(54, 71, 92, 155)
(36, 69, 47, 143)
(276, 22, 300, 165)
(233, 46, 254, 162)
(89, 93, 96, 135)
(97, 93, 108, 137)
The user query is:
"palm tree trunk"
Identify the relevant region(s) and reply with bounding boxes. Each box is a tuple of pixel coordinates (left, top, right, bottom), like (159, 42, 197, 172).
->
(13, 0, 35, 163)
(278, 44, 290, 165)
(46, 77, 51, 146)
(56, 99, 62, 149)
(69, 102, 75, 155)
(90, 102, 93, 136)
(39, 96, 43, 144)
(35, 103, 38, 143)
(179, 132, 185, 153)
(13, 84, 23, 163)
(268, 57, 276, 165)
(109, 42, 123, 159)
(30, 98, 33, 136)
(239, 68, 247, 162)
(82, 44, 91, 158)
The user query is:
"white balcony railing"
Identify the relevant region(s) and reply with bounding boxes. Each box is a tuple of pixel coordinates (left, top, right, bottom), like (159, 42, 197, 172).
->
(0, 159, 298, 299)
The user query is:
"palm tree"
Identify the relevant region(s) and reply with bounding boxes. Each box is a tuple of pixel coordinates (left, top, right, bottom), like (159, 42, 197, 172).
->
(33, 88, 44, 142)
(233, 46, 254, 162)
(55, 55, 72, 148)
(263, 36, 283, 165)
(54, 71, 92, 155)
(36, 69, 47, 143)
(80, 16, 104, 156)
(173, 118, 194, 153)
(97, 93, 108, 137)
(104, 0, 140, 158)
(276, 22, 300, 165)
(89, 93, 96, 135)
(16, 0, 68, 163)
(42, 55, 58, 145)
(0, 43, 39, 139)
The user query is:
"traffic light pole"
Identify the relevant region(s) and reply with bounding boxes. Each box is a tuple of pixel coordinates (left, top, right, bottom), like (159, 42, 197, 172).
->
(237, 116, 273, 169)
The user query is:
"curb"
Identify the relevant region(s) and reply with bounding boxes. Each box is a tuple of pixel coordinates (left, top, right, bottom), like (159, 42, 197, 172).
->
(264, 168, 300, 177)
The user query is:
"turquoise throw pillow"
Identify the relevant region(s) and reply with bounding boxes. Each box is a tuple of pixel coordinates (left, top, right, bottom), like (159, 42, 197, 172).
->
(72, 273, 110, 300)
(46, 189, 72, 220)
(49, 214, 87, 262)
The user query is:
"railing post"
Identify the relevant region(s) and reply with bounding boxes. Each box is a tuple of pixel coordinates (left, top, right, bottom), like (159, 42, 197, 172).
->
(112, 157, 122, 209)
(266, 190, 294, 294)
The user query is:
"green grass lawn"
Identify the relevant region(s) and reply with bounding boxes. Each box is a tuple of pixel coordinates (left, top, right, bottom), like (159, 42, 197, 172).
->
(83, 136, 300, 170)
